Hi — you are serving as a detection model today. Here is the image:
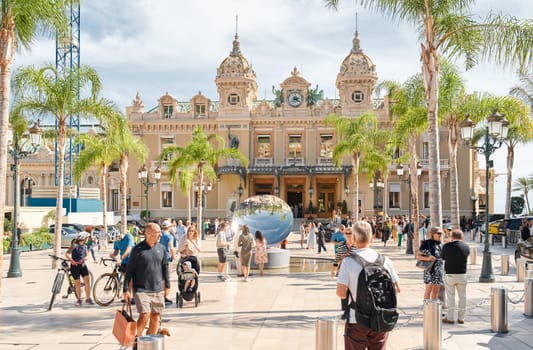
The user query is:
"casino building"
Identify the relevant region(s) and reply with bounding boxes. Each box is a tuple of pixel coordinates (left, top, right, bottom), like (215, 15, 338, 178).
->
(7, 29, 490, 227)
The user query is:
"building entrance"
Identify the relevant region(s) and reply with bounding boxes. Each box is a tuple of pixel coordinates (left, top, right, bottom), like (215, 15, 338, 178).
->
(287, 191, 303, 218)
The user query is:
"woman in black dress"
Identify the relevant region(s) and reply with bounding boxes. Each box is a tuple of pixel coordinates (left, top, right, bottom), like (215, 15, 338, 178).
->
(416, 226, 444, 300)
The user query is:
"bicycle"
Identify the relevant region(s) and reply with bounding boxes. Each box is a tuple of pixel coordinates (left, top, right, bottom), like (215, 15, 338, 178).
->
(92, 257, 124, 307)
(48, 255, 93, 311)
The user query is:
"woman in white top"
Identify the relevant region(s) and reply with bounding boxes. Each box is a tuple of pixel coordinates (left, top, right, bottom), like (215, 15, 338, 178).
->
(307, 223, 317, 249)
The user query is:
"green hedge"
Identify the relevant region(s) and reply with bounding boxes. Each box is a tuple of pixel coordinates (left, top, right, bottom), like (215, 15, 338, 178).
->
(3, 228, 53, 254)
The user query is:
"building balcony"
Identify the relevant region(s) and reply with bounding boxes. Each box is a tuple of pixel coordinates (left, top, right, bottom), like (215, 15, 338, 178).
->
(318, 157, 333, 166)
(254, 157, 273, 166)
(286, 157, 305, 166)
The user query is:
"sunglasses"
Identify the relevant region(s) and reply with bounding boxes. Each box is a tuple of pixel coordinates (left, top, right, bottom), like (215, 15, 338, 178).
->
(435, 232, 443, 235)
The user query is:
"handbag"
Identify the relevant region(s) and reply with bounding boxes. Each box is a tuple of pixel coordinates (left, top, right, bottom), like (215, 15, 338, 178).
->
(112, 302, 137, 346)
(416, 259, 435, 271)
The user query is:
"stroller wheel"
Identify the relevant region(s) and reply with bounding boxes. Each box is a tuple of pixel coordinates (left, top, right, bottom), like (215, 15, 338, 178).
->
(194, 295, 198, 307)
(197, 291, 201, 303)
(178, 296, 183, 308)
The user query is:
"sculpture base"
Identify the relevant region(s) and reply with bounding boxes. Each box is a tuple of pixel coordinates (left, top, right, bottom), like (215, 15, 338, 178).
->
(251, 248, 290, 269)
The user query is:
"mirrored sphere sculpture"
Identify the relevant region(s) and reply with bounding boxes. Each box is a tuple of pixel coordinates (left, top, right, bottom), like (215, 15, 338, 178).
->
(231, 195, 294, 246)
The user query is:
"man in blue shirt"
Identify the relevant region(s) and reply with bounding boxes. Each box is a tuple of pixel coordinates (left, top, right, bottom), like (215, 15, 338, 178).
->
(111, 230, 135, 273)
(331, 224, 347, 254)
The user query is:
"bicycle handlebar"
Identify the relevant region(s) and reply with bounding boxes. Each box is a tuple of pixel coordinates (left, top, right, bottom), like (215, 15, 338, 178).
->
(100, 257, 117, 267)
(48, 254, 68, 263)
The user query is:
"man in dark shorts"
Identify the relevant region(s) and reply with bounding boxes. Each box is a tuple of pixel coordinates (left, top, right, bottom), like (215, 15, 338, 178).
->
(66, 234, 94, 307)
(216, 222, 229, 281)
(123, 223, 170, 337)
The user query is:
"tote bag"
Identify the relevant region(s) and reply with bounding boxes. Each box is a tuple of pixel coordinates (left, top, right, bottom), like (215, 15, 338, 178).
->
(112, 302, 137, 346)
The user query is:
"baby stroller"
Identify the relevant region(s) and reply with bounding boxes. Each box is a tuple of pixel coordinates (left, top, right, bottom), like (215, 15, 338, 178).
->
(176, 255, 201, 308)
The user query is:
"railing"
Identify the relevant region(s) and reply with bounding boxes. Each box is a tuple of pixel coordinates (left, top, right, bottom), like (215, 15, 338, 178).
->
(286, 157, 304, 166)
(318, 157, 333, 166)
(254, 158, 272, 166)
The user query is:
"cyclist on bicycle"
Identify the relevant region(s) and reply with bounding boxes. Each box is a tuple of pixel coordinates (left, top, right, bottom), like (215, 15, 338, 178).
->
(66, 233, 94, 307)
(110, 230, 135, 301)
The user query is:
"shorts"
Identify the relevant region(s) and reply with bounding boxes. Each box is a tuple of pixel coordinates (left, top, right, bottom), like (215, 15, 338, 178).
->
(119, 263, 128, 273)
(217, 248, 227, 263)
(70, 264, 89, 280)
(133, 291, 165, 314)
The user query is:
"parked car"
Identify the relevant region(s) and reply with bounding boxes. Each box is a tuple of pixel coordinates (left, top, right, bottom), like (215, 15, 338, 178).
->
(49, 223, 85, 234)
(475, 213, 505, 233)
(515, 238, 533, 261)
(48, 226, 79, 248)
(488, 220, 504, 235)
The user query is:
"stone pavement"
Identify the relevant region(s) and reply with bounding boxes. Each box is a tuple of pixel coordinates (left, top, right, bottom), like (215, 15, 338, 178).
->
(1, 230, 533, 349)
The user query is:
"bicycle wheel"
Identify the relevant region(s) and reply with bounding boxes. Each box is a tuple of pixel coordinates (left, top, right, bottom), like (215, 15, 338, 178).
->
(93, 273, 119, 307)
(49, 272, 65, 311)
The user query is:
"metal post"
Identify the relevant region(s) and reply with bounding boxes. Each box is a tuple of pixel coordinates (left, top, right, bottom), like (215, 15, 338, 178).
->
(479, 127, 495, 282)
(406, 172, 414, 254)
(469, 247, 477, 265)
(525, 278, 533, 318)
(517, 258, 525, 282)
(423, 300, 441, 350)
(491, 287, 508, 333)
(315, 317, 337, 350)
(7, 134, 22, 278)
(501, 255, 509, 276)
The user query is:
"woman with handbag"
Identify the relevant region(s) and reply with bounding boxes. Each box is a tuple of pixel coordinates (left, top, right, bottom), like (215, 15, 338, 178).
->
(416, 226, 444, 301)
(238, 225, 255, 282)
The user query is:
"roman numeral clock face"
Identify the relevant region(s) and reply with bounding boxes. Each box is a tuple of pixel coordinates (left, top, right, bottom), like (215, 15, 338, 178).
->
(288, 91, 303, 107)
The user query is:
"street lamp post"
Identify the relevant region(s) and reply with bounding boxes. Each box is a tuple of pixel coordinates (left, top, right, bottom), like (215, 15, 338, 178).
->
(397, 163, 422, 254)
(197, 181, 213, 240)
(138, 165, 161, 221)
(7, 121, 42, 278)
(461, 110, 509, 283)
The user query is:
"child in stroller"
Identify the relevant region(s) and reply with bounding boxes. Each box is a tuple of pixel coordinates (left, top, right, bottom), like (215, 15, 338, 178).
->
(176, 256, 201, 308)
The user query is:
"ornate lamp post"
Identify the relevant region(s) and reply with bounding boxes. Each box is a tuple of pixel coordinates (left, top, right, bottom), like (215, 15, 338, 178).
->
(137, 165, 161, 221)
(397, 162, 422, 254)
(460, 110, 509, 282)
(197, 181, 213, 240)
(7, 121, 42, 278)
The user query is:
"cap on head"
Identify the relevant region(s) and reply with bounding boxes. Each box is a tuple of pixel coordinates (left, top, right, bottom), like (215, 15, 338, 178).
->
(443, 223, 452, 230)
(183, 261, 191, 269)
(161, 220, 171, 228)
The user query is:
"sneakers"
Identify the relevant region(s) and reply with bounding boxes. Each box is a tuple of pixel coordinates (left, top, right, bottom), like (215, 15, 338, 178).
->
(442, 318, 454, 324)
(457, 319, 465, 324)
(85, 298, 94, 305)
(75, 299, 82, 307)
(217, 275, 226, 281)
(164, 298, 173, 305)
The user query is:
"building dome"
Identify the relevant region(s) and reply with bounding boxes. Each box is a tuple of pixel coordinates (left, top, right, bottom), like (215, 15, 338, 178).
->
(216, 34, 256, 80)
(338, 31, 376, 78)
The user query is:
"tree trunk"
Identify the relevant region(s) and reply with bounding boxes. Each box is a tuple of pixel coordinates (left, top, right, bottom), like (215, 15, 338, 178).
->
(409, 136, 420, 255)
(505, 144, 515, 219)
(352, 153, 360, 222)
(100, 162, 108, 229)
(197, 164, 204, 233)
(448, 120, 460, 228)
(53, 121, 67, 269)
(0, 16, 16, 295)
(421, 39, 443, 227)
(119, 154, 129, 236)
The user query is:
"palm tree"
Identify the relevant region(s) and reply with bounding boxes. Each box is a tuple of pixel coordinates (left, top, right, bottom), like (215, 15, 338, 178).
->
(386, 74, 427, 253)
(160, 127, 248, 238)
(12, 64, 117, 268)
(325, 0, 533, 226)
(438, 60, 466, 229)
(325, 112, 390, 222)
(105, 113, 147, 235)
(73, 119, 118, 235)
(513, 176, 532, 214)
(488, 96, 532, 218)
(0, 0, 72, 287)
(510, 72, 533, 109)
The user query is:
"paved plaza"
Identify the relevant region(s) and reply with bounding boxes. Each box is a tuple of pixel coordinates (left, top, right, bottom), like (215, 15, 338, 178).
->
(1, 230, 533, 350)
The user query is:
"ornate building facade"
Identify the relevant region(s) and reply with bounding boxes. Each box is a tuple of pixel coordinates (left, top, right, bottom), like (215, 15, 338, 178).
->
(7, 29, 492, 227)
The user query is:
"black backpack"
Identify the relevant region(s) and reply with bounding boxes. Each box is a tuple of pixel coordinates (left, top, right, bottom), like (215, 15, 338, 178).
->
(346, 253, 398, 332)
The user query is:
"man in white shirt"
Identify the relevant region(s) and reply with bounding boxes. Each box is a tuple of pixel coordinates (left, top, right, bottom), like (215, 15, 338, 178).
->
(336, 221, 400, 350)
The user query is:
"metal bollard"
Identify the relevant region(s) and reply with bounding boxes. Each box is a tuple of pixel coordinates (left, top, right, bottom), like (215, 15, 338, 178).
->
(315, 317, 337, 350)
(501, 255, 509, 275)
(491, 287, 508, 333)
(469, 247, 477, 265)
(525, 278, 533, 318)
(489, 234, 493, 245)
(517, 258, 525, 282)
(501, 236, 507, 248)
(423, 300, 442, 350)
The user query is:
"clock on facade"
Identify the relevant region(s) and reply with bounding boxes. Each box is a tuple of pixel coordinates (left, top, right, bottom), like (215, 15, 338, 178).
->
(287, 91, 303, 107)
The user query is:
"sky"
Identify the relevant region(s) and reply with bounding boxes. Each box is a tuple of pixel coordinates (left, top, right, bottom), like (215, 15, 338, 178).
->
(13, 0, 533, 213)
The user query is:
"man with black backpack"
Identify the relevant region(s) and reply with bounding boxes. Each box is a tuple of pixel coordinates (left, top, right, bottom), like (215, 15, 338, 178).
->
(336, 221, 401, 350)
